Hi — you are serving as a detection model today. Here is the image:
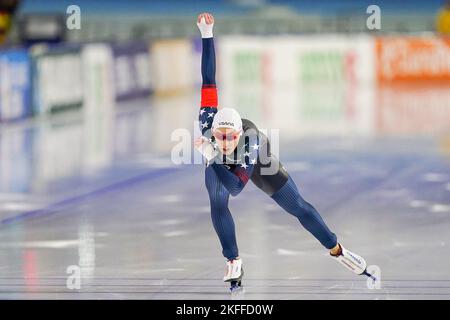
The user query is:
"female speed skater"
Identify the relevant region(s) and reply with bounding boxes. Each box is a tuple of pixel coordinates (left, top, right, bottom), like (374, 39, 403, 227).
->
(194, 12, 372, 292)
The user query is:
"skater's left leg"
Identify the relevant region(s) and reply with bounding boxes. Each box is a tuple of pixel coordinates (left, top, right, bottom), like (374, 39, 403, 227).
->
(271, 175, 368, 275)
(271, 175, 338, 250)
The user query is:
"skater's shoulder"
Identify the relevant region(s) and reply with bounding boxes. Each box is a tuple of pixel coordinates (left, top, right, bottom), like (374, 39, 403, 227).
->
(242, 118, 267, 142)
(241, 118, 259, 132)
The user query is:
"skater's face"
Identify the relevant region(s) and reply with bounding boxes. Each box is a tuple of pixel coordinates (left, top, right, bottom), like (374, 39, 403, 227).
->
(213, 127, 241, 155)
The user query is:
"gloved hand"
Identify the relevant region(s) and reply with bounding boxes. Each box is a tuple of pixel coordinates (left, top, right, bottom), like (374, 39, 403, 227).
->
(197, 12, 214, 38)
(195, 136, 218, 162)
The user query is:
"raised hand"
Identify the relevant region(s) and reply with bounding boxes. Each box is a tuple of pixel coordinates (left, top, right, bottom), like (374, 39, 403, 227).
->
(197, 12, 214, 38)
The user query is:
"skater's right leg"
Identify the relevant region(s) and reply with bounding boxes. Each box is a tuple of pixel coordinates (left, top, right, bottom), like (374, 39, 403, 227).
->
(205, 165, 239, 261)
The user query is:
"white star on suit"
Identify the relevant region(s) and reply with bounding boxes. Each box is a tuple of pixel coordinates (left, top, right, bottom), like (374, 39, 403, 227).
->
(250, 158, 257, 165)
(243, 151, 251, 157)
(252, 143, 259, 150)
(199, 109, 205, 116)
(208, 112, 214, 118)
(201, 121, 209, 129)
(240, 163, 248, 169)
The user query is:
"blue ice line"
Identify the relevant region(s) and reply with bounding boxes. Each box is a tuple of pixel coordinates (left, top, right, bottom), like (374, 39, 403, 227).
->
(0, 167, 179, 226)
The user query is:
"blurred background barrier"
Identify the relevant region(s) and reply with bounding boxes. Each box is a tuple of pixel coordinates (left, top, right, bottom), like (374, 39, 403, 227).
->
(151, 39, 194, 96)
(375, 37, 450, 83)
(0, 48, 31, 121)
(1, 34, 449, 123)
(111, 43, 153, 101)
(218, 35, 374, 86)
(31, 45, 83, 115)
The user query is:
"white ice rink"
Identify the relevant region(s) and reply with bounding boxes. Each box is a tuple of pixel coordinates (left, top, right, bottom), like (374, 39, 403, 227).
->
(0, 84, 450, 299)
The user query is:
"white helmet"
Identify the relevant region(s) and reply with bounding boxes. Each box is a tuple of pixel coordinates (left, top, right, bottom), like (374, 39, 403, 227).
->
(212, 108, 242, 132)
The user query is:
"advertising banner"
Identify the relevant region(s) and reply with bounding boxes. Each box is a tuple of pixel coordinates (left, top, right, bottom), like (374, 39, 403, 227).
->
(0, 49, 32, 121)
(376, 37, 450, 83)
(111, 43, 152, 102)
(218, 35, 374, 88)
(31, 45, 83, 114)
(151, 39, 194, 95)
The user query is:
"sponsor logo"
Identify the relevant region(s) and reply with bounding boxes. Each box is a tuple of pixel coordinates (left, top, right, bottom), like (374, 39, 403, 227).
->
(219, 121, 234, 127)
(347, 252, 362, 265)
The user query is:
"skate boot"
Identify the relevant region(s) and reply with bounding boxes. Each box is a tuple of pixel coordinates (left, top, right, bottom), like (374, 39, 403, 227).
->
(223, 258, 244, 292)
(331, 243, 370, 277)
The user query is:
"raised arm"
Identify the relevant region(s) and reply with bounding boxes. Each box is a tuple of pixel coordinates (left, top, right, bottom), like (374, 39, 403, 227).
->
(197, 13, 218, 137)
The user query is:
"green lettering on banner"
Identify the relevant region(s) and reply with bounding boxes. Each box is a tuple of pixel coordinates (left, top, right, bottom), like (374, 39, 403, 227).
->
(233, 51, 262, 83)
(300, 52, 344, 82)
